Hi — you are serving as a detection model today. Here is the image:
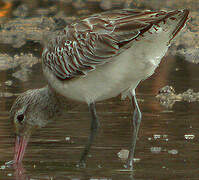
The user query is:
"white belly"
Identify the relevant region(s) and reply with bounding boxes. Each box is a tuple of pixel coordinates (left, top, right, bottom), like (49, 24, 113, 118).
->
(43, 29, 170, 104)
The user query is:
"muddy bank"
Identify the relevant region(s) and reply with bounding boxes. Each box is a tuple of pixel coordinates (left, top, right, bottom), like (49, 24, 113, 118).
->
(0, 0, 198, 83)
(0, 0, 198, 64)
(156, 86, 199, 108)
(0, 53, 40, 81)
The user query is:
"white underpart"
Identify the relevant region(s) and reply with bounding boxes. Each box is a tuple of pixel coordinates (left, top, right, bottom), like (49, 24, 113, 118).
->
(43, 25, 172, 104)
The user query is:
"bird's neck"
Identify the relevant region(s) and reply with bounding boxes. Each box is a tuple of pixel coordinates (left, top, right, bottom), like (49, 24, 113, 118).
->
(47, 85, 68, 109)
(38, 85, 63, 121)
(36, 84, 87, 128)
(45, 85, 81, 116)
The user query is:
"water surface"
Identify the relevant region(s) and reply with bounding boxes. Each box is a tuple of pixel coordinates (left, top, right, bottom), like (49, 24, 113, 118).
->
(0, 1, 199, 179)
(0, 55, 198, 180)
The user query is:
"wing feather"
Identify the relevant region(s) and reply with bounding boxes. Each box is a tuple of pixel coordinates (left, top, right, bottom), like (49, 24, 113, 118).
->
(42, 9, 175, 80)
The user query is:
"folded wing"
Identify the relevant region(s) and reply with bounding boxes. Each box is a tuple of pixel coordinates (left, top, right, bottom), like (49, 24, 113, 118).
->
(42, 9, 174, 80)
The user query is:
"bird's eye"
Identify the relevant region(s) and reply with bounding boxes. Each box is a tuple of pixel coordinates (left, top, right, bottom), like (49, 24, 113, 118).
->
(17, 114, 24, 124)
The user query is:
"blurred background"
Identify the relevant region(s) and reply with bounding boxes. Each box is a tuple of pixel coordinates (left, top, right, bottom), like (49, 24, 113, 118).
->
(0, 1, 198, 180)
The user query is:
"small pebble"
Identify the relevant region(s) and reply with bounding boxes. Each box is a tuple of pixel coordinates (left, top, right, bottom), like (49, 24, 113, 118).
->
(0, 165, 6, 170)
(117, 149, 129, 160)
(168, 149, 178, 155)
(4, 80, 13, 86)
(153, 134, 161, 140)
(88, 154, 92, 158)
(97, 164, 102, 168)
(65, 136, 71, 141)
(184, 134, 195, 140)
(133, 158, 140, 162)
(150, 147, 162, 154)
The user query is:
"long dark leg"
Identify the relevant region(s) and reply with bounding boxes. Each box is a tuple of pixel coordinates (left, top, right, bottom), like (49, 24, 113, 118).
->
(78, 102, 100, 167)
(126, 89, 142, 169)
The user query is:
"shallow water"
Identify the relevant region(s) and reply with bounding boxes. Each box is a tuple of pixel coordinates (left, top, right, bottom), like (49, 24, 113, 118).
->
(0, 54, 199, 180)
(0, 1, 199, 179)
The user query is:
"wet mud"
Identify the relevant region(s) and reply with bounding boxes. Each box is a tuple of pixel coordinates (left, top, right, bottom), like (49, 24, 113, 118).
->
(0, 1, 198, 180)
(156, 85, 199, 108)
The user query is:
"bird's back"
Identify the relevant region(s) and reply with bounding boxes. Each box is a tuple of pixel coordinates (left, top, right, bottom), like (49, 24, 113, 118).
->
(42, 9, 189, 103)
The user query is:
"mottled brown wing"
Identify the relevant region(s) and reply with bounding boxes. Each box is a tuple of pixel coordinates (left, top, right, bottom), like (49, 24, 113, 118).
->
(42, 9, 170, 80)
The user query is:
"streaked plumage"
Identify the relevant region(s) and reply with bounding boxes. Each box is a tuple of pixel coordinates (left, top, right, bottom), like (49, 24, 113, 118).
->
(42, 9, 189, 103)
(9, 9, 189, 169)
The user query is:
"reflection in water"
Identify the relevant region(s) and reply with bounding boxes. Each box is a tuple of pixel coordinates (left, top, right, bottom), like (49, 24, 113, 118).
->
(0, 56, 198, 180)
(3, 7, 191, 174)
(3, 161, 137, 180)
(0, 54, 198, 179)
(13, 163, 26, 180)
(0, 1, 199, 180)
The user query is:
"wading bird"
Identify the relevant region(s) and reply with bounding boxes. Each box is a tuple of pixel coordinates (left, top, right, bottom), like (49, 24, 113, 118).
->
(9, 8, 189, 168)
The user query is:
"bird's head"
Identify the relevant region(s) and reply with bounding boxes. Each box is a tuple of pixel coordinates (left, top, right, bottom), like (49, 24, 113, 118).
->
(10, 87, 60, 164)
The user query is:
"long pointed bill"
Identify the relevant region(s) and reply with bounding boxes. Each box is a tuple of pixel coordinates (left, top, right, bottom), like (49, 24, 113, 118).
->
(14, 135, 29, 164)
